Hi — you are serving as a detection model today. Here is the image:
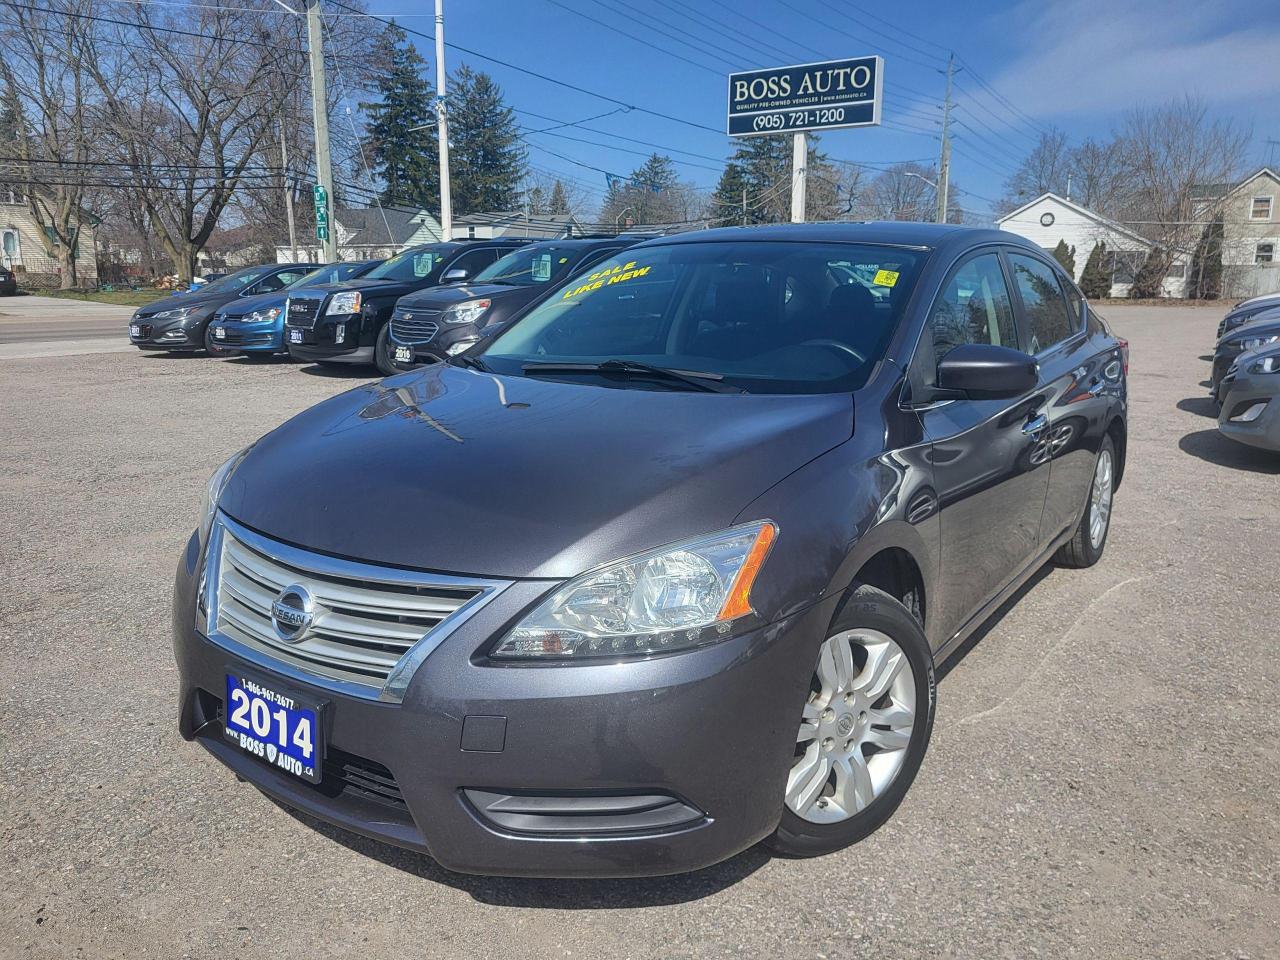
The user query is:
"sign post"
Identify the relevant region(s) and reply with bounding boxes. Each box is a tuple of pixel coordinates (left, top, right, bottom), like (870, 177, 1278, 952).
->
(727, 56, 883, 223)
(313, 184, 330, 244)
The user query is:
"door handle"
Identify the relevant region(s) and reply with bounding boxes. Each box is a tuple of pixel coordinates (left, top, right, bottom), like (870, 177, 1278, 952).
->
(1022, 413, 1048, 438)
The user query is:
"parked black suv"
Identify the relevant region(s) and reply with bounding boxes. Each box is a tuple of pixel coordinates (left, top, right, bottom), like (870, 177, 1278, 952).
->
(385, 237, 643, 371)
(175, 223, 1127, 878)
(285, 239, 533, 372)
(128, 264, 313, 353)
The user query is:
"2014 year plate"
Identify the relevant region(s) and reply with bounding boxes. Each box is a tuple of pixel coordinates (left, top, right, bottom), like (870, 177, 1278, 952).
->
(224, 673, 323, 783)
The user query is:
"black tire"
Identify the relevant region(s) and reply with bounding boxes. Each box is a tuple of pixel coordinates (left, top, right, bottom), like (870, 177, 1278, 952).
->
(374, 324, 399, 377)
(765, 584, 936, 858)
(1054, 433, 1116, 568)
(203, 325, 236, 358)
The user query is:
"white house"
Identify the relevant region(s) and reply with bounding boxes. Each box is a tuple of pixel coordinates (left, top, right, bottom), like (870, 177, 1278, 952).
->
(276, 207, 443, 264)
(450, 211, 582, 240)
(997, 193, 1188, 298)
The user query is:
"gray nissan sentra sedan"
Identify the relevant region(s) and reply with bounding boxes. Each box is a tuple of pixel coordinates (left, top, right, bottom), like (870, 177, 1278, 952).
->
(173, 223, 1129, 877)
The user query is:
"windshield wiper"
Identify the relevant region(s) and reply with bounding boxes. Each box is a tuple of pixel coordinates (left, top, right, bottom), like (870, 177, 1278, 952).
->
(521, 359, 744, 393)
(449, 353, 489, 372)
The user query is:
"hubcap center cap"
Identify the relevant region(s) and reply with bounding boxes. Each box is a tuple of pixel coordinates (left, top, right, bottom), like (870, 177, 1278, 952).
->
(836, 713, 856, 737)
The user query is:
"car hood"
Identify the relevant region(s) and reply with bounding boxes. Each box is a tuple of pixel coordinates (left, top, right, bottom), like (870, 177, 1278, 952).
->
(219, 290, 287, 318)
(397, 282, 534, 310)
(1219, 315, 1280, 348)
(135, 289, 229, 316)
(291, 276, 433, 300)
(219, 364, 854, 579)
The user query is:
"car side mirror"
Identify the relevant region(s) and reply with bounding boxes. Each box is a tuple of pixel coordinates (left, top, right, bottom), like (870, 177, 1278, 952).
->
(936, 343, 1038, 400)
(442, 268, 469, 283)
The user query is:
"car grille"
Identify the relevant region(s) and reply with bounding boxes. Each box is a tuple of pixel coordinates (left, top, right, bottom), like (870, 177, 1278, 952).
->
(286, 297, 322, 328)
(208, 516, 488, 689)
(391, 309, 441, 343)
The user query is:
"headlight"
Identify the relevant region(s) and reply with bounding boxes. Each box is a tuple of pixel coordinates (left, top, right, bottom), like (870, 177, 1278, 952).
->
(199, 447, 251, 542)
(446, 338, 480, 355)
(1249, 354, 1280, 375)
(492, 521, 777, 661)
(326, 291, 362, 315)
(249, 306, 282, 324)
(442, 299, 491, 325)
(1237, 334, 1279, 351)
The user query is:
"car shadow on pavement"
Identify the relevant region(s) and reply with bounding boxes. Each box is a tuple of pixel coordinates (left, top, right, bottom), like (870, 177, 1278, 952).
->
(278, 804, 770, 907)
(935, 564, 1054, 682)
(1179, 429, 1280, 474)
(297, 363, 375, 379)
(1176, 396, 1218, 418)
(140, 351, 207, 360)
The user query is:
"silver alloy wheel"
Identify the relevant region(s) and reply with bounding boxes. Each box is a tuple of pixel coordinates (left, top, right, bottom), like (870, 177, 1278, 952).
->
(1089, 448, 1114, 550)
(786, 628, 916, 824)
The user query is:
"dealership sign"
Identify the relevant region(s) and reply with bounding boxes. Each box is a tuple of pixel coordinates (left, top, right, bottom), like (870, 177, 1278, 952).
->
(727, 56, 882, 137)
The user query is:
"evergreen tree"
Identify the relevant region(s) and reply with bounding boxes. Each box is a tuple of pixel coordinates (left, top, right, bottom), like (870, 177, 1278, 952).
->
(1051, 239, 1076, 276)
(548, 180, 570, 215)
(360, 25, 440, 211)
(526, 184, 546, 216)
(448, 65, 526, 215)
(710, 134, 846, 224)
(1188, 215, 1224, 300)
(1079, 241, 1112, 299)
(711, 160, 751, 225)
(600, 154, 696, 225)
(1130, 248, 1170, 299)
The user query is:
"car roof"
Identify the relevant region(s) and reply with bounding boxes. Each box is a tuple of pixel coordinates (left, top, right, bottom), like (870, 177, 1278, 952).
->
(631, 221, 1034, 254)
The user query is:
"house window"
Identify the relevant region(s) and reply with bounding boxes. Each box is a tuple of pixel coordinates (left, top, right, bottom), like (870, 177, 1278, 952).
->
(1, 228, 19, 267)
(1256, 243, 1275, 265)
(1251, 197, 1273, 221)
(1165, 263, 1185, 279)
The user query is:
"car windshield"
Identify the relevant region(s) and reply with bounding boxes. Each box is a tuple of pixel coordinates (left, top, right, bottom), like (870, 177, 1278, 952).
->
(291, 262, 374, 288)
(473, 245, 590, 286)
(480, 241, 924, 394)
(200, 266, 277, 294)
(364, 247, 449, 282)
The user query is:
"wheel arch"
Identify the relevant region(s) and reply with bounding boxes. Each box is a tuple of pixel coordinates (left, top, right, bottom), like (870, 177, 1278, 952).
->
(1105, 414, 1127, 490)
(836, 546, 927, 632)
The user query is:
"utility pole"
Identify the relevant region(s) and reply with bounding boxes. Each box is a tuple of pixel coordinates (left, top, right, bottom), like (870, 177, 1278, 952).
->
(791, 131, 807, 223)
(434, 0, 453, 240)
(280, 121, 298, 262)
(742, 187, 747, 226)
(936, 53, 955, 225)
(303, 0, 337, 261)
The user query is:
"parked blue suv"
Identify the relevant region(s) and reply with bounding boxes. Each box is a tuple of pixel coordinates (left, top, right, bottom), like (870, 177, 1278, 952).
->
(208, 261, 380, 359)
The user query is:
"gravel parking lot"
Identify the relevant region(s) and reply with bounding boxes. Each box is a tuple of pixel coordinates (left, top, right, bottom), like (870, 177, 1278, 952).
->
(2, 305, 1277, 960)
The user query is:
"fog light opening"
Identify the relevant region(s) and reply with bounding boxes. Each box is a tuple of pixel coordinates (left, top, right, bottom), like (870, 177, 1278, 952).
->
(1231, 401, 1268, 423)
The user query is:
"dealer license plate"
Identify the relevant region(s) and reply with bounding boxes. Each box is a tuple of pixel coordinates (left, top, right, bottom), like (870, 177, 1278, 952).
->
(213, 326, 225, 339)
(224, 673, 323, 783)
(129, 324, 140, 337)
(289, 328, 303, 344)
(394, 344, 412, 364)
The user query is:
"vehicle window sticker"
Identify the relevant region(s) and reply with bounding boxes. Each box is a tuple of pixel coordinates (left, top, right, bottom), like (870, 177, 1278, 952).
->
(560, 260, 650, 300)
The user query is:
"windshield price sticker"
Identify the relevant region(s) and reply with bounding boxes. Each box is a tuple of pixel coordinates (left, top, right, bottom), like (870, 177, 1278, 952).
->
(561, 261, 650, 300)
(728, 56, 882, 138)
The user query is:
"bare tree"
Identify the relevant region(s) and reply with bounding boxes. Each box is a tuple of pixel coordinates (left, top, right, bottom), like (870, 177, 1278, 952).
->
(856, 163, 957, 222)
(0, 1, 97, 288)
(1114, 97, 1250, 296)
(1000, 128, 1070, 211)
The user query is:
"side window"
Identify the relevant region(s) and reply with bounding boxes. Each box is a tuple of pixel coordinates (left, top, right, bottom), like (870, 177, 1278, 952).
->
(927, 253, 1017, 373)
(450, 248, 499, 278)
(277, 270, 309, 287)
(1008, 253, 1075, 353)
(254, 273, 286, 293)
(1061, 274, 1085, 332)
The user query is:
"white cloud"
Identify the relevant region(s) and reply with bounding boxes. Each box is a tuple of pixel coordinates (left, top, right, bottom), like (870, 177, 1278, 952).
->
(985, 0, 1280, 119)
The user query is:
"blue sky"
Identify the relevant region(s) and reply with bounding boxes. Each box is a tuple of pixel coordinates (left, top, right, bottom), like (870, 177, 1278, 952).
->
(362, 0, 1280, 219)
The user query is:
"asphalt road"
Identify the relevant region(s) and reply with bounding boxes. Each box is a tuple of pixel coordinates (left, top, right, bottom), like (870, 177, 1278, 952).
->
(2, 305, 1277, 960)
(0, 294, 138, 359)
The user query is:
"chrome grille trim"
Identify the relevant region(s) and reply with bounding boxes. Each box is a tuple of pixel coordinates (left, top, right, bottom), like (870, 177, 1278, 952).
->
(202, 513, 508, 701)
(285, 296, 323, 329)
(391, 310, 441, 343)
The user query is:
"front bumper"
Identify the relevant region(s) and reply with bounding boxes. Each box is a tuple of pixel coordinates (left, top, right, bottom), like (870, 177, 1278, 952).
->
(285, 313, 369, 363)
(386, 324, 477, 370)
(172, 530, 830, 877)
(130, 319, 201, 350)
(210, 318, 284, 353)
(1218, 376, 1280, 451)
(1210, 351, 1238, 399)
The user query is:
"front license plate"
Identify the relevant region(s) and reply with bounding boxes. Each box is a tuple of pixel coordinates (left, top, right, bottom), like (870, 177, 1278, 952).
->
(289, 328, 303, 344)
(129, 324, 140, 337)
(394, 345, 412, 364)
(224, 673, 323, 783)
(213, 326, 225, 339)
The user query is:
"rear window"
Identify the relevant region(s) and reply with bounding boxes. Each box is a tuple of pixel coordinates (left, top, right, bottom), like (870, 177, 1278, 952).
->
(482, 241, 924, 394)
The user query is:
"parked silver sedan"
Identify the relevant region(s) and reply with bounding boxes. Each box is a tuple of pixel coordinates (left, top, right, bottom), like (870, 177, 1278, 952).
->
(1218, 341, 1280, 452)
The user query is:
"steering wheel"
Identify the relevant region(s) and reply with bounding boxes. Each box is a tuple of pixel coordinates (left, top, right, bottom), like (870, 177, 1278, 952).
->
(800, 339, 865, 364)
